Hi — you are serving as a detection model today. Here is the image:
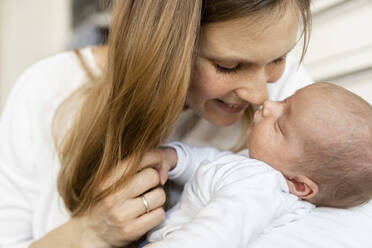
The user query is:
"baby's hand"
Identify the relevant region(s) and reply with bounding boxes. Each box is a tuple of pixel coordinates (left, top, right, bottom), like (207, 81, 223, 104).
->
(157, 147, 178, 185)
(142, 147, 178, 185)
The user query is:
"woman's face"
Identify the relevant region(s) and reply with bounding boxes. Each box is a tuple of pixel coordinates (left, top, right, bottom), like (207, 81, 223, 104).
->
(187, 7, 300, 126)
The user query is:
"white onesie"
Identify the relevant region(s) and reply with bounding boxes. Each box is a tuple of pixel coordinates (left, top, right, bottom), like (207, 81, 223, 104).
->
(147, 143, 314, 248)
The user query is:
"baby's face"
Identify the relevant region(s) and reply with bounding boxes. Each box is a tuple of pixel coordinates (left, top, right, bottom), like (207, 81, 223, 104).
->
(247, 88, 314, 175)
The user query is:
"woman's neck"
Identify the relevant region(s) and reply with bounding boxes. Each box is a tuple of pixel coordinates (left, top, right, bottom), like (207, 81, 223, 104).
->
(91, 45, 108, 72)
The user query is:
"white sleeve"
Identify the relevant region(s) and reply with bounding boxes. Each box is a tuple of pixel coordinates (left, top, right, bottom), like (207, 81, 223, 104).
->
(148, 157, 292, 248)
(294, 62, 313, 88)
(165, 142, 231, 185)
(0, 68, 42, 247)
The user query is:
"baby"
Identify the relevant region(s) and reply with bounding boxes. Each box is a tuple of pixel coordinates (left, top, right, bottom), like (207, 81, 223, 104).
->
(248, 82, 372, 208)
(145, 82, 372, 248)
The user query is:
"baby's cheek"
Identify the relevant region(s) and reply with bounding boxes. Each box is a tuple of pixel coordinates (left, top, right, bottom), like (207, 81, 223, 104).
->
(246, 127, 259, 154)
(247, 125, 272, 159)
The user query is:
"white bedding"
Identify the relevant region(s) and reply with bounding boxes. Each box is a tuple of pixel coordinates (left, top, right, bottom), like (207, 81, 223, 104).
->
(251, 200, 372, 247)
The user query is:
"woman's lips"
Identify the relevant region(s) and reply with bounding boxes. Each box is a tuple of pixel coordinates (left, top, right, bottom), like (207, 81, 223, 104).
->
(214, 99, 249, 113)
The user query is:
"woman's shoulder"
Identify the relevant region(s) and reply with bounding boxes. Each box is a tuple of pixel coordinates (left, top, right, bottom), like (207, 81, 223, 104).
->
(0, 47, 101, 171)
(1, 47, 102, 145)
(19, 46, 100, 88)
(5, 47, 101, 111)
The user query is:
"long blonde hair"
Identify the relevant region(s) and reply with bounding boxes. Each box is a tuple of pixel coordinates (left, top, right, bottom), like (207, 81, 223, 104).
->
(55, 0, 201, 215)
(54, 0, 311, 216)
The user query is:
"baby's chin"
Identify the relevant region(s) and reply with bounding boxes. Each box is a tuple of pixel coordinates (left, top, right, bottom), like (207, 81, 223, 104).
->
(245, 130, 254, 151)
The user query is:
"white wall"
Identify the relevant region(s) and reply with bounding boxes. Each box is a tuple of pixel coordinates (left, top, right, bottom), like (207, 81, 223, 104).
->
(304, 0, 372, 103)
(0, 0, 72, 110)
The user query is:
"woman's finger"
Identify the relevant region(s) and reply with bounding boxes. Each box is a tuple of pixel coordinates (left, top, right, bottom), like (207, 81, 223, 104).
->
(109, 167, 160, 200)
(140, 148, 176, 185)
(137, 149, 163, 171)
(128, 207, 166, 238)
(113, 187, 166, 220)
(101, 167, 160, 210)
(136, 187, 166, 215)
(99, 150, 162, 192)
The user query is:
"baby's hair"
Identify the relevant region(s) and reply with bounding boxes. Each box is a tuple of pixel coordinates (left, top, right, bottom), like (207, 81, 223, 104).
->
(296, 83, 372, 208)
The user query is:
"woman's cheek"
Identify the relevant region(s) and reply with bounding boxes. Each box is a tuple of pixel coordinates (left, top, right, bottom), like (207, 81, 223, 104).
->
(192, 67, 228, 99)
(266, 62, 286, 83)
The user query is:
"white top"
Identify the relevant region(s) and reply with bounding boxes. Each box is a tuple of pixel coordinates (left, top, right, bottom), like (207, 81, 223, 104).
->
(1, 47, 371, 248)
(147, 143, 314, 248)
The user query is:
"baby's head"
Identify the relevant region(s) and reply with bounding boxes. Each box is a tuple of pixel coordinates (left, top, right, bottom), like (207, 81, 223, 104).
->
(248, 82, 372, 208)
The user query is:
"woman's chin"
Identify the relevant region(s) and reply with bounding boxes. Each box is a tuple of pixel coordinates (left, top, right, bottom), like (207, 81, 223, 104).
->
(205, 113, 241, 127)
(189, 103, 243, 126)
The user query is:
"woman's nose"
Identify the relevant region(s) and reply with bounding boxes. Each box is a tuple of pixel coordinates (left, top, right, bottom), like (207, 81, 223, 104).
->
(262, 100, 283, 117)
(234, 71, 268, 105)
(235, 81, 268, 105)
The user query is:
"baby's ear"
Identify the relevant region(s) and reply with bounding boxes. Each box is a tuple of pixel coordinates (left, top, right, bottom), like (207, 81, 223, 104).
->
(285, 175, 319, 200)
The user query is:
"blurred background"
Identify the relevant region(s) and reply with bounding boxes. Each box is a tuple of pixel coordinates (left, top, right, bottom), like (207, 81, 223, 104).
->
(0, 0, 371, 112)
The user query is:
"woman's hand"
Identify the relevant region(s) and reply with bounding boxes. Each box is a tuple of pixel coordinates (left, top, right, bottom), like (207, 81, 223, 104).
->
(78, 148, 178, 247)
(30, 149, 177, 248)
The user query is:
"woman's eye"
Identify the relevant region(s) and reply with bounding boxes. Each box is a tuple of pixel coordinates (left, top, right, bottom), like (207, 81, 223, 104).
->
(272, 56, 286, 64)
(215, 64, 241, 74)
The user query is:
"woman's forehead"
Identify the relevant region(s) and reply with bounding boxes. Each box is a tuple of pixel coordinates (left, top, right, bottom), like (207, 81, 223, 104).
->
(199, 7, 300, 64)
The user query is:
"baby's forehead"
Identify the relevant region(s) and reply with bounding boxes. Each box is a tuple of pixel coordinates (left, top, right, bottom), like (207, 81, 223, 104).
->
(291, 84, 348, 116)
(295, 82, 353, 102)
(291, 83, 370, 146)
(294, 83, 332, 101)
(289, 87, 325, 118)
(288, 87, 340, 136)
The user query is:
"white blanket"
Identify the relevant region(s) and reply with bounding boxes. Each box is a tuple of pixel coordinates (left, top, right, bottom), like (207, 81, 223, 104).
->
(251, 201, 372, 247)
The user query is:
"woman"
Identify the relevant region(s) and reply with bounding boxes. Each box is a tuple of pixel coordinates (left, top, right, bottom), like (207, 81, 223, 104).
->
(1, 0, 371, 247)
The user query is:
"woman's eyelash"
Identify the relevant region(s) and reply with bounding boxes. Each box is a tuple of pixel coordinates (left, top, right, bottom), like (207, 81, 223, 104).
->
(215, 64, 241, 74)
(272, 56, 286, 64)
(215, 56, 284, 74)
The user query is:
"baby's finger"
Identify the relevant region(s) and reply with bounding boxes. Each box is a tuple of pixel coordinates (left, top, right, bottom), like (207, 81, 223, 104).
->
(158, 167, 169, 185)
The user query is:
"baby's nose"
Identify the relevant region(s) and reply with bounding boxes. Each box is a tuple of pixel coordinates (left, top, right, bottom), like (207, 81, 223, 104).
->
(262, 100, 282, 117)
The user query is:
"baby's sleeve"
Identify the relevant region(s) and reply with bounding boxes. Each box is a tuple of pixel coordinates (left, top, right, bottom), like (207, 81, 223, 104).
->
(165, 142, 230, 185)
